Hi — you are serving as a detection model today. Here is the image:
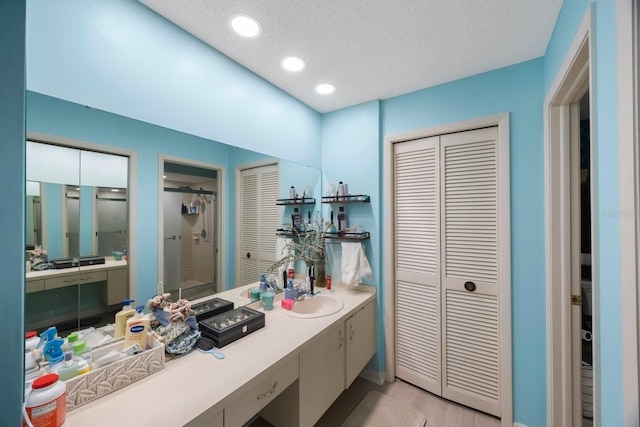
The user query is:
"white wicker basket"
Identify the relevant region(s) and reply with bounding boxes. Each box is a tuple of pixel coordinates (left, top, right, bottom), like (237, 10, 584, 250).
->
(64, 335, 165, 411)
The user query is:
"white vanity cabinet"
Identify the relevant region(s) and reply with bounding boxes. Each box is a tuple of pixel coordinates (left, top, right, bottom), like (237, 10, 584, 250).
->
(298, 299, 375, 426)
(346, 300, 376, 387)
(101, 266, 129, 305)
(299, 321, 346, 426)
(224, 356, 298, 426)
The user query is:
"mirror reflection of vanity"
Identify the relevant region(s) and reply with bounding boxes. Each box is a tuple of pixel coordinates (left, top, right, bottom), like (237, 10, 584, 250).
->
(25, 137, 322, 335)
(25, 140, 130, 334)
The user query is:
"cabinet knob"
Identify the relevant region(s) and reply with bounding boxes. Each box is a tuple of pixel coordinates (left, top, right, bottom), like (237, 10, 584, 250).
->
(464, 281, 477, 292)
(246, 252, 251, 259)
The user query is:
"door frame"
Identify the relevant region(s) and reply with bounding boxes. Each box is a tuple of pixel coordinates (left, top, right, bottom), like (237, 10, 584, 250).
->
(157, 154, 226, 294)
(544, 9, 592, 426)
(383, 113, 512, 426)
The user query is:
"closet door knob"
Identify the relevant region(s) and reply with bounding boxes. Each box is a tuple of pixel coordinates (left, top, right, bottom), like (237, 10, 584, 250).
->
(464, 281, 476, 292)
(246, 252, 251, 259)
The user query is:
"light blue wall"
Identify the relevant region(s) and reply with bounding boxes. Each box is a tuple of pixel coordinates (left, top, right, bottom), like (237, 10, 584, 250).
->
(544, 1, 624, 425)
(26, 0, 321, 168)
(321, 100, 382, 372)
(0, 1, 25, 425)
(381, 59, 546, 426)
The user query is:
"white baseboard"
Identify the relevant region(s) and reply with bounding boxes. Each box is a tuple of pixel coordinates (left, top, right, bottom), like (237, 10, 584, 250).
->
(358, 369, 385, 385)
(513, 423, 529, 427)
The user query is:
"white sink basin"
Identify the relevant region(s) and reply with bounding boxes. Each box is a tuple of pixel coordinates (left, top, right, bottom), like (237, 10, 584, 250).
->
(236, 289, 251, 302)
(283, 294, 344, 319)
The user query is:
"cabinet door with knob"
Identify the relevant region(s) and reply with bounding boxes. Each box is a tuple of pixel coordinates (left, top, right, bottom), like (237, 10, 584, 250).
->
(346, 301, 375, 387)
(299, 322, 346, 427)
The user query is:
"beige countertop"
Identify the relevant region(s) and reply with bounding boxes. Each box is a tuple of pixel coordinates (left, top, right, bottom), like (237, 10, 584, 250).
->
(65, 281, 375, 426)
(26, 259, 128, 280)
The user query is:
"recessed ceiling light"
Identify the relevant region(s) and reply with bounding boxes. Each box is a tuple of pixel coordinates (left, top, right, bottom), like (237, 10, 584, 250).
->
(229, 14, 261, 38)
(281, 56, 306, 72)
(315, 83, 336, 95)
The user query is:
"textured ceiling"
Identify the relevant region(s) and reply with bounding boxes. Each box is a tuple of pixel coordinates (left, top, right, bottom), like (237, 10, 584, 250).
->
(139, 0, 563, 113)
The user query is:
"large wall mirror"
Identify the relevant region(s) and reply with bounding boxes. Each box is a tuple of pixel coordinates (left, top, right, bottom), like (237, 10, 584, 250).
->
(25, 141, 129, 335)
(158, 147, 322, 307)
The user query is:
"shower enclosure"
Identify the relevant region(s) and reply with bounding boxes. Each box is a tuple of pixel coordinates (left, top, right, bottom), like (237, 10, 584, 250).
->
(163, 185, 218, 299)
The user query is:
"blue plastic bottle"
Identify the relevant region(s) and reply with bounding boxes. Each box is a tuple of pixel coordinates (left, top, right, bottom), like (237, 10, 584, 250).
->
(259, 274, 268, 292)
(285, 279, 294, 300)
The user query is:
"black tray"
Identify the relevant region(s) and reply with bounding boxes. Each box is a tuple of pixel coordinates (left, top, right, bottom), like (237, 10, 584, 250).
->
(191, 297, 234, 322)
(51, 256, 106, 269)
(198, 306, 265, 348)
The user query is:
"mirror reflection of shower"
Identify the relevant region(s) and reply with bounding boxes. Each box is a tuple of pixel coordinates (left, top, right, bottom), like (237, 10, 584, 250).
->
(163, 161, 219, 301)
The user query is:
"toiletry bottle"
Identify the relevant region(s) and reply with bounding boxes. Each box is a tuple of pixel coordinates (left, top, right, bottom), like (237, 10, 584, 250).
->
(285, 280, 294, 300)
(25, 331, 39, 352)
(289, 186, 295, 199)
(337, 181, 345, 200)
(76, 358, 90, 375)
(259, 273, 268, 292)
(57, 351, 78, 381)
(330, 211, 337, 233)
(292, 208, 302, 231)
(338, 207, 348, 235)
(43, 339, 65, 373)
(25, 373, 67, 427)
(115, 299, 136, 338)
(124, 305, 150, 350)
(122, 245, 128, 261)
(72, 340, 91, 362)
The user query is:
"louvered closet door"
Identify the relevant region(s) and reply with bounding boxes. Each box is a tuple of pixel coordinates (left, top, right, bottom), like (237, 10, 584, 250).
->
(440, 127, 501, 417)
(394, 136, 442, 395)
(238, 164, 279, 286)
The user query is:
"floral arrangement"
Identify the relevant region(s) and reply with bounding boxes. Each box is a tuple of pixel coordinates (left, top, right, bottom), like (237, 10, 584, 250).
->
(268, 214, 331, 286)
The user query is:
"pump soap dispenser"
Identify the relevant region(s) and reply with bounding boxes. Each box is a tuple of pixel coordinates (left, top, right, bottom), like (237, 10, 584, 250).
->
(115, 299, 136, 338)
(124, 305, 150, 350)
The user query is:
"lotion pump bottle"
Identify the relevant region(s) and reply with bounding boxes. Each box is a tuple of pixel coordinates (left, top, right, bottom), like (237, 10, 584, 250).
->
(115, 299, 136, 338)
(124, 305, 150, 350)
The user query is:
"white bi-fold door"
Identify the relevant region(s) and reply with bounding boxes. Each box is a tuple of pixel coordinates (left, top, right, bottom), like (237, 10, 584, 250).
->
(237, 163, 280, 286)
(394, 126, 503, 417)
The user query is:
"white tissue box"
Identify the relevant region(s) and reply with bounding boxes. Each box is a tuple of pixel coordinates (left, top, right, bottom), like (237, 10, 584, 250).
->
(64, 334, 165, 411)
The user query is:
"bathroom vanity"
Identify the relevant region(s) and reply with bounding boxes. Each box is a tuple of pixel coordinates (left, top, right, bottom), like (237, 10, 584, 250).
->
(25, 260, 129, 331)
(26, 260, 128, 304)
(64, 282, 376, 426)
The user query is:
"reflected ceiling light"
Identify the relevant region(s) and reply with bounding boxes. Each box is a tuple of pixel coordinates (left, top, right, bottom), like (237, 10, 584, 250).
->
(229, 14, 261, 38)
(111, 188, 119, 192)
(281, 56, 305, 72)
(315, 83, 336, 95)
(163, 175, 167, 179)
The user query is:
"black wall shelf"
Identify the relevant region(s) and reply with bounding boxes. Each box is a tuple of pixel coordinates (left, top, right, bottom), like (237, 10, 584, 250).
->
(276, 197, 316, 206)
(321, 195, 370, 204)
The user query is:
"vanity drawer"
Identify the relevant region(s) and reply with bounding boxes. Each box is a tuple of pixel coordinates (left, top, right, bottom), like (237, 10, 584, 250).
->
(224, 356, 298, 426)
(76, 271, 107, 285)
(45, 271, 108, 290)
(26, 279, 45, 293)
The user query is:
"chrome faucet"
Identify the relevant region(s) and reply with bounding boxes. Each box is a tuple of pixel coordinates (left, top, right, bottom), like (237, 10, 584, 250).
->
(266, 277, 282, 293)
(293, 286, 308, 301)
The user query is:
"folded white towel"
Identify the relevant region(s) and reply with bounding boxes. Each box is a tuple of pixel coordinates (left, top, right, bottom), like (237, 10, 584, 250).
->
(275, 237, 294, 287)
(341, 242, 372, 286)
